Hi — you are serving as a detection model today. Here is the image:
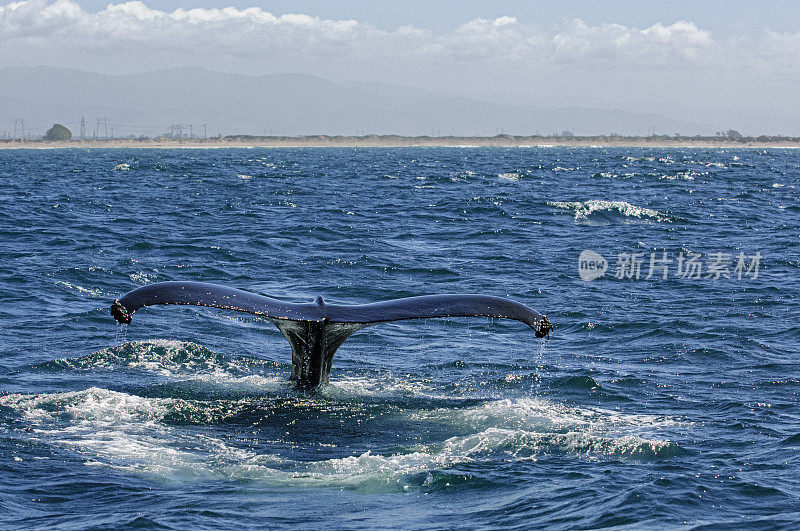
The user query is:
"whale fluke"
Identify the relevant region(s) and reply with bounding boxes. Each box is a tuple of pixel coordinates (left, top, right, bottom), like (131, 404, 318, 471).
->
(110, 281, 551, 387)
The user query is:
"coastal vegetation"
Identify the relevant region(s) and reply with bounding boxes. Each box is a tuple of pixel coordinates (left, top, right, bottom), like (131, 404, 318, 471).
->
(3, 132, 798, 149)
(44, 124, 72, 140)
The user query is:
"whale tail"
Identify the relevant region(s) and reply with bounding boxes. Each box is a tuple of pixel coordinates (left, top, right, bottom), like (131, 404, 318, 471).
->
(110, 281, 551, 387)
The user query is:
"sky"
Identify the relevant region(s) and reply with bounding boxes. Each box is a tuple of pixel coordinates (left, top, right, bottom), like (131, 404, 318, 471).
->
(55, 0, 800, 36)
(2, 0, 800, 134)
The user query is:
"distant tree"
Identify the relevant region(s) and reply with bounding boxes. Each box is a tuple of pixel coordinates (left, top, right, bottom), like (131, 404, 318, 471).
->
(561, 130, 574, 137)
(726, 129, 743, 139)
(44, 124, 71, 141)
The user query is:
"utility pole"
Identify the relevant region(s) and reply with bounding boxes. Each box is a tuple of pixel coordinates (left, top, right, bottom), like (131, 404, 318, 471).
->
(103, 117, 108, 139)
(80, 117, 86, 139)
(95, 117, 101, 139)
(202, 124, 207, 139)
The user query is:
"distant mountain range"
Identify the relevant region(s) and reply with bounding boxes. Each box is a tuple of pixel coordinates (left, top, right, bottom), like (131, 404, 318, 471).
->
(0, 66, 710, 138)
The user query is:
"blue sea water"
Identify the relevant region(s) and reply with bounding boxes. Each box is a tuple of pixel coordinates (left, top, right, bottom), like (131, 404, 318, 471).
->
(0, 147, 798, 529)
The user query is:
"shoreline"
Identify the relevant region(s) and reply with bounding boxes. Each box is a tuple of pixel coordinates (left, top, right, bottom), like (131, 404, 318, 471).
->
(2, 135, 799, 149)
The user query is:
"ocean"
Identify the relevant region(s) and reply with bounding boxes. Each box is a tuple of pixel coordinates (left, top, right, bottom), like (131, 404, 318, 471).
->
(0, 147, 798, 528)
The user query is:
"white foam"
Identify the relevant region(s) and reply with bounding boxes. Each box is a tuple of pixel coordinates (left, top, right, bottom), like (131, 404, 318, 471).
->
(323, 374, 448, 400)
(128, 271, 158, 284)
(53, 280, 106, 298)
(113, 163, 130, 171)
(1, 390, 678, 487)
(415, 397, 675, 433)
(256, 424, 676, 488)
(497, 172, 521, 181)
(57, 340, 287, 393)
(548, 200, 669, 221)
(0, 387, 269, 480)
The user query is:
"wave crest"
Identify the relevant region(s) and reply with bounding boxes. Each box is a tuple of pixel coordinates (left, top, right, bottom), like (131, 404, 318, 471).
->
(548, 200, 669, 221)
(0, 389, 681, 490)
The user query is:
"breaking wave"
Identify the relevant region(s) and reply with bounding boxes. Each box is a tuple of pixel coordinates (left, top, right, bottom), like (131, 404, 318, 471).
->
(0, 378, 681, 490)
(43, 340, 280, 379)
(548, 200, 669, 221)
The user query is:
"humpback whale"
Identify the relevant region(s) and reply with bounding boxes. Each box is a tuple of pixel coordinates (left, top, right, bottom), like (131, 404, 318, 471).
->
(111, 281, 552, 387)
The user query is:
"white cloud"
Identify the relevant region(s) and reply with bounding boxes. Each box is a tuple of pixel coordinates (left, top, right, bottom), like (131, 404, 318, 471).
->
(1, 0, 798, 117)
(549, 19, 715, 63)
(0, 0, 724, 66)
(1, 0, 367, 57)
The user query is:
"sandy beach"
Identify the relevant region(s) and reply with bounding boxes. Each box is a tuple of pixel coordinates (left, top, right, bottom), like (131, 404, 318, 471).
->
(1, 135, 799, 149)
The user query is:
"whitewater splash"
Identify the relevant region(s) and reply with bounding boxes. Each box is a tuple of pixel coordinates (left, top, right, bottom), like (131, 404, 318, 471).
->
(1, 341, 681, 491)
(45, 340, 288, 393)
(548, 200, 669, 221)
(0, 386, 680, 489)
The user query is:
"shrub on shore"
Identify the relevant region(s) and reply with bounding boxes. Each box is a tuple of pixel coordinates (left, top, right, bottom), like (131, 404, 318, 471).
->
(44, 124, 72, 141)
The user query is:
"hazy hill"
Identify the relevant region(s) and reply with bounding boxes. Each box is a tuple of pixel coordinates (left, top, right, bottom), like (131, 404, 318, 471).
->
(0, 66, 708, 138)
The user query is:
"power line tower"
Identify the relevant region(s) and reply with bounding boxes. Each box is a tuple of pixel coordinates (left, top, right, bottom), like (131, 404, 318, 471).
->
(103, 117, 109, 139)
(13, 119, 25, 140)
(80, 117, 86, 139)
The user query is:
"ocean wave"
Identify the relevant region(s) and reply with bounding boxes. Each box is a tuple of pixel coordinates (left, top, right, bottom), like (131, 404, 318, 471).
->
(46, 340, 228, 375)
(548, 200, 669, 221)
(53, 280, 107, 298)
(322, 374, 449, 400)
(415, 397, 676, 433)
(128, 271, 159, 284)
(0, 387, 268, 480)
(302, 427, 679, 486)
(0, 388, 680, 489)
(41, 340, 285, 393)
